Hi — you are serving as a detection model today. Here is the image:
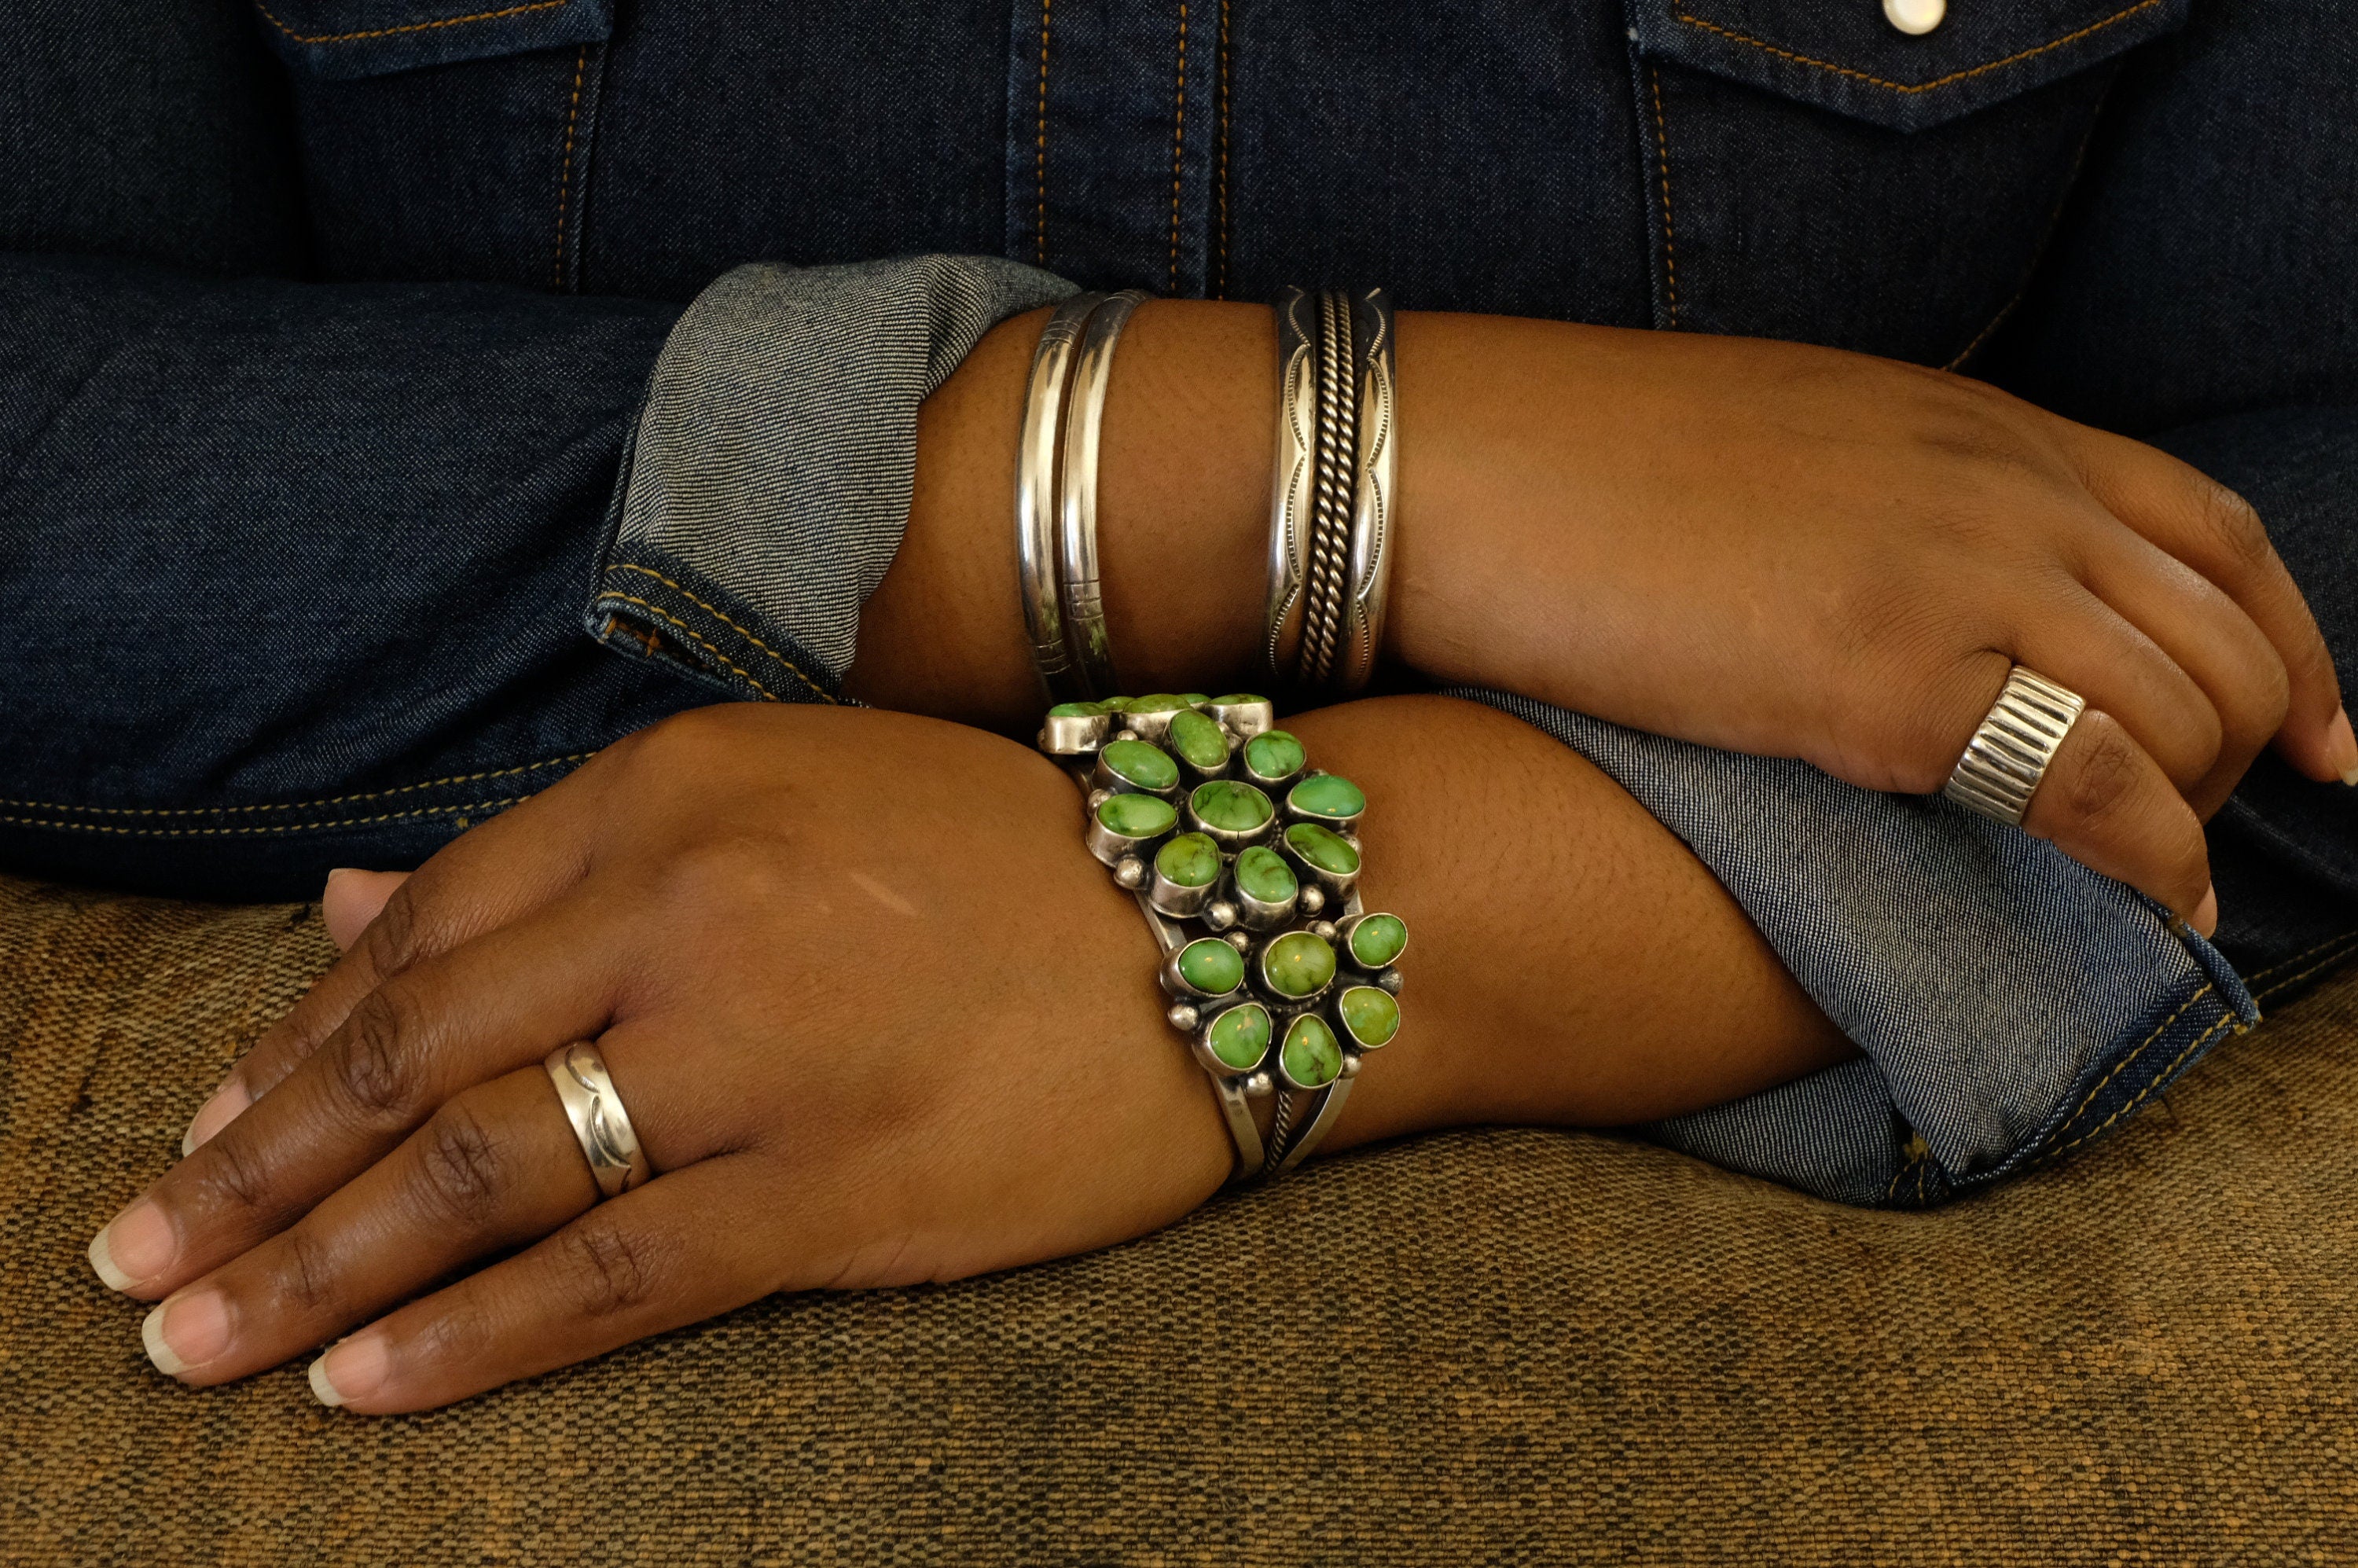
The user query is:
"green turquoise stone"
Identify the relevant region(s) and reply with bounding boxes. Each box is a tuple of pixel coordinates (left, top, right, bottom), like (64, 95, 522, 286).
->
(1349, 913, 1407, 968)
(1338, 986, 1401, 1048)
(1207, 1004, 1272, 1070)
(1101, 739, 1178, 791)
(1210, 692, 1269, 706)
(1181, 693, 1210, 707)
(1281, 1013, 1344, 1089)
(1233, 846, 1297, 905)
(1243, 729, 1306, 780)
(1166, 710, 1230, 771)
(1096, 792, 1177, 839)
(1191, 780, 1273, 833)
(1262, 931, 1336, 998)
(1286, 822, 1361, 876)
(1155, 833, 1221, 889)
(1289, 773, 1366, 820)
(1126, 693, 1191, 714)
(1047, 700, 1107, 718)
(1177, 938, 1245, 995)
(1098, 696, 1133, 712)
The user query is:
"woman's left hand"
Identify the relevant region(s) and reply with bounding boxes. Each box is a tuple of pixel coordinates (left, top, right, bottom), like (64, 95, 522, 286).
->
(83, 703, 1240, 1412)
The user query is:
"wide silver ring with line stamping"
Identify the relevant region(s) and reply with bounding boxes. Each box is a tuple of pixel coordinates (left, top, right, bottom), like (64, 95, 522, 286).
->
(1941, 665, 2088, 827)
(543, 1042, 652, 1201)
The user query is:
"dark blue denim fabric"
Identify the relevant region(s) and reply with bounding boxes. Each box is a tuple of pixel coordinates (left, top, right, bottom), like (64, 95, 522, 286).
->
(0, 0, 2352, 1201)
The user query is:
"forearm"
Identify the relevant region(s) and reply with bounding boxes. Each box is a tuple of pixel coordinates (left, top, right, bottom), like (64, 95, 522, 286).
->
(1276, 694, 1849, 1151)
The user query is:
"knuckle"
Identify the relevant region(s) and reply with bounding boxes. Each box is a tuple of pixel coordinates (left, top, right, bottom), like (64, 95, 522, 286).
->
(196, 1128, 279, 1217)
(2059, 717, 2145, 825)
(330, 987, 434, 1122)
(414, 1100, 516, 1224)
(275, 1227, 342, 1316)
(359, 883, 432, 979)
(555, 1218, 665, 1319)
(2196, 482, 2272, 575)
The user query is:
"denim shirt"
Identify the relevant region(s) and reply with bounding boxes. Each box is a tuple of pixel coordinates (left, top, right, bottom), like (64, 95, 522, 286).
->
(1, 0, 2352, 1206)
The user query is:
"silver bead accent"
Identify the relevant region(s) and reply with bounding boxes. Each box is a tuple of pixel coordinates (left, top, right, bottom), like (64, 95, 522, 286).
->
(1114, 727, 1140, 744)
(1225, 929, 1254, 952)
(1166, 1003, 1201, 1033)
(1204, 900, 1240, 931)
(1299, 885, 1328, 916)
(1114, 857, 1148, 889)
(1308, 920, 1339, 942)
(1087, 787, 1113, 811)
(1376, 968, 1402, 995)
(1243, 1069, 1274, 1097)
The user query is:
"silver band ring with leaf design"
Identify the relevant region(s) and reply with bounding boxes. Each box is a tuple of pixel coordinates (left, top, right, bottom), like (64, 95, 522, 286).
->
(1941, 665, 2088, 827)
(543, 1042, 653, 1200)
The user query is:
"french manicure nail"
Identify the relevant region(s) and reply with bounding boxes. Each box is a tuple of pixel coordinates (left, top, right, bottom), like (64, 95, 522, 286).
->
(310, 1333, 388, 1408)
(141, 1291, 230, 1377)
(2192, 886, 2219, 940)
(181, 1078, 251, 1157)
(2330, 708, 2358, 787)
(87, 1201, 176, 1293)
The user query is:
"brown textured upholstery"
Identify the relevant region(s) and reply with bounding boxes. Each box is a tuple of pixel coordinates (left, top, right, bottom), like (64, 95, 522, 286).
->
(2, 872, 2353, 1564)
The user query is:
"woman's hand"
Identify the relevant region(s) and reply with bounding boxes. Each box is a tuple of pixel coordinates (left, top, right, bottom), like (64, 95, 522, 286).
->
(1390, 316, 2352, 931)
(860, 306, 2354, 933)
(86, 706, 1239, 1412)
(84, 697, 1846, 1412)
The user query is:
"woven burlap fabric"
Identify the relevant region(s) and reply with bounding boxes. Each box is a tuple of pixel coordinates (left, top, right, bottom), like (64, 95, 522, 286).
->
(2, 874, 2354, 1565)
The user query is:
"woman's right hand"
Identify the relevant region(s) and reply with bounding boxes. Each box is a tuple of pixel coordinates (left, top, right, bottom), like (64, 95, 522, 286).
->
(866, 304, 2355, 931)
(1387, 315, 2352, 930)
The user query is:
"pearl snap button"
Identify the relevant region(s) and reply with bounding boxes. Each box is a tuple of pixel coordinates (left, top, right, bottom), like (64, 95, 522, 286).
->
(1883, 0, 1945, 34)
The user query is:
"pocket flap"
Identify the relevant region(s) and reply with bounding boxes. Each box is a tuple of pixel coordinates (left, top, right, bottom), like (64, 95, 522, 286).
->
(250, 0, 614, 80)
(1628, 0, 2192, 131)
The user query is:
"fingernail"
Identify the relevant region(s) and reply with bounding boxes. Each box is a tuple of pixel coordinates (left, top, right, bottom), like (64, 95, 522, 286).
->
(2330, 709, 2358, 787)
(2193, 886, 2219, 940)
(87, 1201, 176, 1293)
(310, 1333, 388, 1408)
(180, 1078, 251, 1157)
(141, 1291, 230, 1377)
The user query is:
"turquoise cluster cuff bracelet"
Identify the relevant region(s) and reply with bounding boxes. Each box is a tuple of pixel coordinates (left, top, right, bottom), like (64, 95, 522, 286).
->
(1039, 692, 1406, 1184)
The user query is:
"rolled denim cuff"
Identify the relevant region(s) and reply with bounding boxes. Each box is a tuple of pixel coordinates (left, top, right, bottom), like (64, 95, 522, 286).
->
(587, 255, 1077, 702)
(1455, 690, 2260, 1209)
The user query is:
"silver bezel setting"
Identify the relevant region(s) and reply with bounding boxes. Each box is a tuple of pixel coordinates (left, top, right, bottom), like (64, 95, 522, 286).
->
(1283, 768, 1366, 834)
(1093, 744, 1183, 802)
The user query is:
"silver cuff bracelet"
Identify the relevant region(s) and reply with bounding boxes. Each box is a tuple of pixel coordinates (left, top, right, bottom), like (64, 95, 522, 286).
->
(1038, 692, 1407, 1184)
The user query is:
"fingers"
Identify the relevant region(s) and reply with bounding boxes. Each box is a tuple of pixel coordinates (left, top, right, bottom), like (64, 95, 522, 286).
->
(94, 895, 631, 1300)
(185, 782, 601, 1155)
(322, 868, 410, 952)
(2077, 534, 2292, 816)
(137, 1067, 601, 1386)
(2067, 426, 2356, 784)
(2012, 582, 2224, 797)
(306, 1155, 781, 1414)
(2017, 707, 2214, 933)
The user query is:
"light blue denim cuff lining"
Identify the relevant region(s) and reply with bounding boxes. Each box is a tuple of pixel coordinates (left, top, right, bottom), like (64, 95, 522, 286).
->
(1456, 690, 2259, 1209)
(587, 255, 1077, 701)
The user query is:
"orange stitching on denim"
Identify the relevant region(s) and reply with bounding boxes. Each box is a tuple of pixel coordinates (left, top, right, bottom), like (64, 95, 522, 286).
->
(1667, 0, 2163, 95)
(2252, 937, 2358, 1004)
(1942, 93, 2110, 373)
(0, 795, 528, 839)
(2048, 1011, 2236, 1158)
(0, 755, 589, 819)
(1647, 66, 1679, 329)
(1034, 0, 1052, 266)
(2235, 929, 2349, 990)
(597, 593, 810, 704)
(550, 46, 587, 290)
(1214, 0, 1230, 299)
(604, 563, 837, 703)
(251, 0, 570, 46)
(1169, 2, 1189, 295)
(2057, 982, 2213, 1133)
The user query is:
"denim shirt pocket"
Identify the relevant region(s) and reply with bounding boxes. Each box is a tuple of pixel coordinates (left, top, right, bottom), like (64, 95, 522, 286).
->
(250, 0, 613, 80)
(1629, 0, 2191, 133)
(1622, 0, 2195, 364)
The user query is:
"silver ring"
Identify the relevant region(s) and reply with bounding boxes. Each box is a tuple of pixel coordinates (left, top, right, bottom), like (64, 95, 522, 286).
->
(1016, 292, 1108, 703)
(1056, 288, 1148, 700)
(542, 1042, 652, 1201)
(1942, 665, 2087, 826)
